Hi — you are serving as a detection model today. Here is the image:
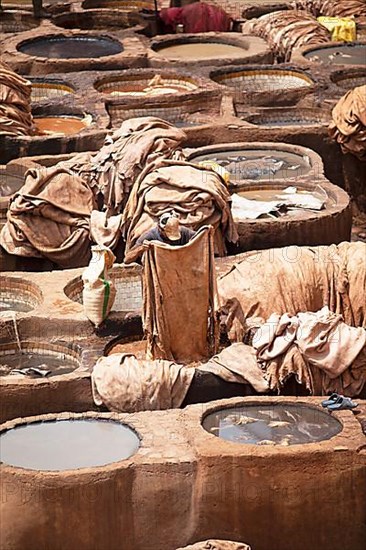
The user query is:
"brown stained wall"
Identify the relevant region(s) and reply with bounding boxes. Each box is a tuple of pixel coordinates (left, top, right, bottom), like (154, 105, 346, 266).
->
(0, 398, 365, 550)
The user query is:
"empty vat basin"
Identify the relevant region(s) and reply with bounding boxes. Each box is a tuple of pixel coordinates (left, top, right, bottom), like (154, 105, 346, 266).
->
(303, 43, 366, 65)
(17, 35, 123, 58)
(95, 73, 197, 97)
(0, 418, 139, 470)
(190, 147, 312, 181)
(30, 79, 76, 102)
(0, 11, 39, 33)
(203, 403, 342, 445)
(331, 69, 366, 89)
(244, 108, 330, 127)
(0, 277, 42, 313)
(53, 11, 139, 30)
(212, 66, 315, 106)
(0, 167, 24, 198)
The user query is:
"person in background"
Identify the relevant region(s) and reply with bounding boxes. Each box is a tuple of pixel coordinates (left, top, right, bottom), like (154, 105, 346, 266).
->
(0, 0, 46, 18)
(124, 211, 196, 264)
(159, 1, 232, 33)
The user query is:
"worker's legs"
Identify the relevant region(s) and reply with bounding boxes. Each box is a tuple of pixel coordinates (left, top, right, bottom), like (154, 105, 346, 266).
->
(32, 0, 45, 18)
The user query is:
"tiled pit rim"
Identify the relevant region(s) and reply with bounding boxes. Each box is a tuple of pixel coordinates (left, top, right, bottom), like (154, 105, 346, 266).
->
(0, 277, 43, 313)
(0, 397, 365, 550)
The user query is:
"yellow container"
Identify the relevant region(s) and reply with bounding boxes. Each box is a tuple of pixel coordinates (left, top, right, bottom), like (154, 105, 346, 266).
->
(317, 16, 357, 42)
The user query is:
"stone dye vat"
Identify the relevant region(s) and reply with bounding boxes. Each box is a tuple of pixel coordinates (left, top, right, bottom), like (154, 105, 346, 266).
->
(297, 42, 366, 66)
(0, 417, 139, 470)
(97, 69, 222, 128)
(331, 68, 366, 90)
(0, 166, 25, 229)
(18, 35, 124, 58)
(149, 33, 272, 68)
(33, 115, 91, 136)
(188, 143, 316, 182)
(188, 143, 351, 250)
(53, 10, 140, 31)
(0, 339, 100, 423)
(2, 30, 146, 75)
(211, 66, 316, 107)
(0, 277, 42, 314)
(95, 72, 198, 97)
(29, 78, 76, 102)
(1, 400, 365, 550)
(203, 402, 342, 445)
(243, 108, 330, 127)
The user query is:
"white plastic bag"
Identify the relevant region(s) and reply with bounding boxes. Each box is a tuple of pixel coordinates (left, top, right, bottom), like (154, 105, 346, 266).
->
(82, 245, 116, 327)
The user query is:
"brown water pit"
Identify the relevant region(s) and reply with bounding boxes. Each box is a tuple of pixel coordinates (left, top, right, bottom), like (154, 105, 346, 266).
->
(203, 403, 342, 446)
(0, 418, 140, 470)
(156, 43, 249, 59)
(34, 116, 90, 135)
(304, 43, 366, 65)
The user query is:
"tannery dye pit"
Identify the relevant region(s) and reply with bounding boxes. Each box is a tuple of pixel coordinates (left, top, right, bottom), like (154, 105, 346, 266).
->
(0, 418, 140, 470)
(203, 403, 342, 445)
(0, 3, 365, 549)
(18, 36, 124, 58)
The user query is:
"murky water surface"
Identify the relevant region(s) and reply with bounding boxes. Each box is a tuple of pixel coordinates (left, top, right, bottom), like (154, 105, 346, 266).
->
(0, 419, 140, 470)
(18, 36, 123, 58)
(203, 404, 342, 446)
(157, 43, 246, 59)
(0, 352, 77, 377)
(192, 149, 311, 181)
(305, 44, 366, 65)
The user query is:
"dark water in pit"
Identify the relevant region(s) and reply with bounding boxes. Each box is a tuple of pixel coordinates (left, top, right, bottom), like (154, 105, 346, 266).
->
(0, 352, 77, 377)
(0, 419, 140, 470)
(18, 36, 123, 59)
(0, 297, 34, 313)
(305, 44, 366, 65)
(191, 149, 311, 181)
(203, 403, 342, 445)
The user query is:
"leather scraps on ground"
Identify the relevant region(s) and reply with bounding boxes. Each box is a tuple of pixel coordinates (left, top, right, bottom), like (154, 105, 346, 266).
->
(142, 226, 219, 363)
(329, 85, 366, 160)
(0, 62, 34, 136)
(160, 1, 232, 33)
(122, 161, 238, 257)
(241, 10, 330, 61)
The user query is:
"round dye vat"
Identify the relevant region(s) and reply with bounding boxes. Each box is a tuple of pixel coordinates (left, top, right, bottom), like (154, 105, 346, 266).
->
(215, 69, 313, 91)
(156, 43, 247, 59)
(0, 297, 34, 314)
(30, 81, 75, 102)
(203, 403, 342, 446)
(0, 352, 77, 377)
(332, 72, 366, 90)
(304, 44, 366, 65)
(238, 187, 326, 205)
(18, 36, 123, 59)
(244, 111, 329, 127)
(34, 116, 89, 135)
(104, 84, 191, 97)
(191, 149, 311, 181)
(0, 418, 140, 470)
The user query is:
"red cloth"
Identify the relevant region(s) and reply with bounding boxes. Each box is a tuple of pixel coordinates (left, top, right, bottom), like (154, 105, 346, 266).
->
(160, 2, 232, 33)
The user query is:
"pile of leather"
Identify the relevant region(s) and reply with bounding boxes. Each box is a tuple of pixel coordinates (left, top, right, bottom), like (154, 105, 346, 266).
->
(0, 62, 34, 136)
(241, 10, 330, 61)
(329, 85, 366, 160)
(293, 0, 366, 19)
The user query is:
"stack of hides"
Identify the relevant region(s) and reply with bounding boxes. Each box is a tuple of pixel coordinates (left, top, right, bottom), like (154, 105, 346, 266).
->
(0, 62, 34, 136)
(329, 85, 366, 161)
(293, 0, 366, 19)
(242, 10, 330, 61)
